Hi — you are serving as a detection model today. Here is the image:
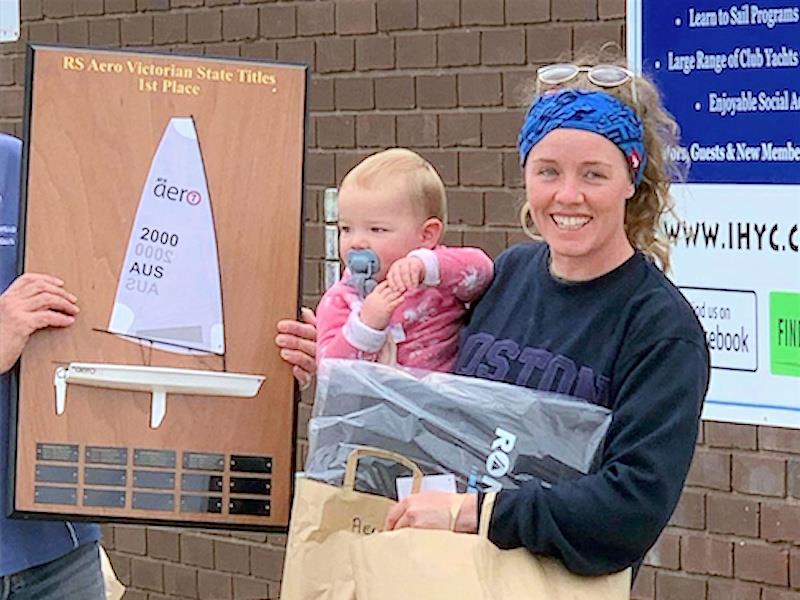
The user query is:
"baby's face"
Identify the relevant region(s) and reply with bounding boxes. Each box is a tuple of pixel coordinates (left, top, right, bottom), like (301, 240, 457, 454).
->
(337, 183, 427, 282)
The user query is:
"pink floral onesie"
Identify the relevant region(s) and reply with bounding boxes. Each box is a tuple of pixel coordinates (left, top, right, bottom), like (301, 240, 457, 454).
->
(316, 246, 493, 372)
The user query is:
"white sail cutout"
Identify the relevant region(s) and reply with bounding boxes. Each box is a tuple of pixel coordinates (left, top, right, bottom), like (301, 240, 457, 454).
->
(108, 117, 224, 355)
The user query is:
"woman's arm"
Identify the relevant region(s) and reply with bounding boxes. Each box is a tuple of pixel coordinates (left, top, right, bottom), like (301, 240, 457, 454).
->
(488, 338, 709, 575)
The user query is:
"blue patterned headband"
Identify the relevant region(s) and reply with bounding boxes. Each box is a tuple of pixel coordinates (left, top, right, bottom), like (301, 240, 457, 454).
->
(518, 89, 648, 185)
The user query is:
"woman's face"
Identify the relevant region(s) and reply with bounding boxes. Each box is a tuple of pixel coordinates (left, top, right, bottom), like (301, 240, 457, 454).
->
(524, 128, 636, 280)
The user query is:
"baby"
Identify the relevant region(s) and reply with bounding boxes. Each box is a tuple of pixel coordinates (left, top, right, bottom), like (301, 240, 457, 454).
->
(316, 148, 493, 372)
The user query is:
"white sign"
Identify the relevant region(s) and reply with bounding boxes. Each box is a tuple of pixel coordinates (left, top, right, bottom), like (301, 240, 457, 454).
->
(0, 0, 19, 43)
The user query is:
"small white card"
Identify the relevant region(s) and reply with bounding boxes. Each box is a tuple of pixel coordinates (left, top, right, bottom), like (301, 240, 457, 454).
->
(395, 473, 457, 501)
(0, 0, 20, 43)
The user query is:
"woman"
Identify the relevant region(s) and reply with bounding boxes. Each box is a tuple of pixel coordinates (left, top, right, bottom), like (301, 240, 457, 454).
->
(276, 63, 709, 577)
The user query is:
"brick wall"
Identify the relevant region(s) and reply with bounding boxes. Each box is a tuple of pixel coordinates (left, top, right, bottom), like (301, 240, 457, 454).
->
(1, 1, 797, 599)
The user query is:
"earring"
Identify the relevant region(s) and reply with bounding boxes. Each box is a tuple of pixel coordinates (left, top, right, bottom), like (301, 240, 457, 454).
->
(519, 204, 541, 240)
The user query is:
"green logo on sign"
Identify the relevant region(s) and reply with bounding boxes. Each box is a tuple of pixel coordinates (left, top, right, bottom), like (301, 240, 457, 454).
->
(770, 291, 800, 377)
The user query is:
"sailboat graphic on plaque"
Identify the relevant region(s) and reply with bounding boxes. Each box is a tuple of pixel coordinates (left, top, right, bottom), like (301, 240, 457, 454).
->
(53, 117, 264, 429)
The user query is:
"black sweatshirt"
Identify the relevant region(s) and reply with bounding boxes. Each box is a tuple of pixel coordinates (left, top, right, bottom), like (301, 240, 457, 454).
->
(455, 242, 709, 576)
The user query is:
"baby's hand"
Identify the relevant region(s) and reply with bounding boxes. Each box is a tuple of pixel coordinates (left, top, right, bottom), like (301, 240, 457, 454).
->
(386, 256, 426, 293)
(360, 281, 404, 330)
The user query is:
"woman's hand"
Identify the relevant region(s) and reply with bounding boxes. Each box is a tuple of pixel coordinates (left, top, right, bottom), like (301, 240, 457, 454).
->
(275, 307, 317, 389)
(385, 492, 478, 533)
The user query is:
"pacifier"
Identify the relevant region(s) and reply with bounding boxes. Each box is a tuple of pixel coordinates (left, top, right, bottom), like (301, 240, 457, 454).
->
(345, 249, 380, 299)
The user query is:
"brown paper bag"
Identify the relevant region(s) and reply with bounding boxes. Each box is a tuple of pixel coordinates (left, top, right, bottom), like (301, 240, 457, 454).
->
(349, 493, 631, 600)
(280, 447, 422, 600)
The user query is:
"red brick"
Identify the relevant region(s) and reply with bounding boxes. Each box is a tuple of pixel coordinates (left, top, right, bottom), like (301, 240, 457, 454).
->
(277, 39, 315, 68)
(106, 0, 135, 12)
(181, 534, 214, 568)
(438, 30, 479, 67)
(121, 14, 153, 46)
(250, 546, 285, 581)
(503, 69, 536, 108)
(439, 113, 480, 147)
(441, 230, 464, 246)
(107, 551, 131, 586)
(130, 556, 164, 592)
(447, 190, 483, 226)
(375, 76, 415, 109)
(669, 489, 706, 530)
(317, 115, 355, 149)
(25, 20, 57, 43)
(222, 6, 258, 41)
(311, 78, 334, 111)
(655, 571, 707, 600)
(198, 569, 232, 599)
(154, 13, 186, 44)
(630, 566, 654, 599)
(792, 548, 800, 589)
(417, 74, 457, 108)
(419, 0, 459, 29)
(164, 563, 198, 597)
(233, 576, 270, 599)
(687, 449, 731, 491)
(137, 0, 169, 10)
(377, 0, 416, 31)
(21, 0, 43, 19)
(241, 40, 277, 60)
(706, 493, 758, 537)
(396, 33, 437, 69)
(482, 29, 526, 66)
(706, 422, 758, 450)
(682, 535, 733, 576)
(734, 541, 789, 585)
(146, 528, 180, 562)
(396, 114, 437, 148)
(336, 0, 377, 35)
(790, 459, 800, 499)
(483, 111, 523, 148)
(461, 0, 503, 25)
(356, 36, 394, 71)
(762, 502, 800, 543)
(306, 152, 336, 187)
(43, 0, 73, 18)
(115, 525, 147, 555)
(335, 78, 373, 110)
(732, 454, 786, 497)
(205, 42, 240, 57)
(574, 22, 624, 55)
(485, 190, 521, 226)
(337, 152, 375, 185)
(58, 20, 89, 45)
(459, 73, 503, 107)
(214, 539, 250, 575)
(760, 427, 800, 454)
(188, 10, 222, 43)
(599, 0, 626, 19)
(553, 0, 597, 21)
(356, 114, 395, 147)
(317, 38, 354, 73)
(460, 151, 503, 186)
(761, 590, 800, 600)
(527, 24, 572, 64)
(297, 2, 334, 36)
(644, 531, 680, 570)
(260, 5, 296, 39)
(707, 578, 760, 600)
(506, 0, 549, 24)
(503, 151, 524, 188)
(418, 150, 458, 186)
(462, 230, 507, 259)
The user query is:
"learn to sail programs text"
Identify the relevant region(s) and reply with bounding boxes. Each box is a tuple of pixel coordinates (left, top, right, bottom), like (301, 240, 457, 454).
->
(61, 55, 278, 97)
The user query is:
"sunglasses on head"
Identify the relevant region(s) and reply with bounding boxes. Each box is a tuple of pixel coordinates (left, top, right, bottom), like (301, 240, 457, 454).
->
(536, 63, 638, 103)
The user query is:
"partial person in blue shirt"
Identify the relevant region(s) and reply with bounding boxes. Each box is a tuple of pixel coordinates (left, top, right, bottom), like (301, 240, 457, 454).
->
(0, 133, 105, 599)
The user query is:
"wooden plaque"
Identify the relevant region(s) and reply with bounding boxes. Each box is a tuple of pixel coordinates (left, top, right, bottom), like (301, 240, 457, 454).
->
(10, 45, 307, 530)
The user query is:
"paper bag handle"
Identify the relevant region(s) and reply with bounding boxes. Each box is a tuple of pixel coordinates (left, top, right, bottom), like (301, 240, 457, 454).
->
(478, 492, 497, 538)
(343, 446, 424, 494)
